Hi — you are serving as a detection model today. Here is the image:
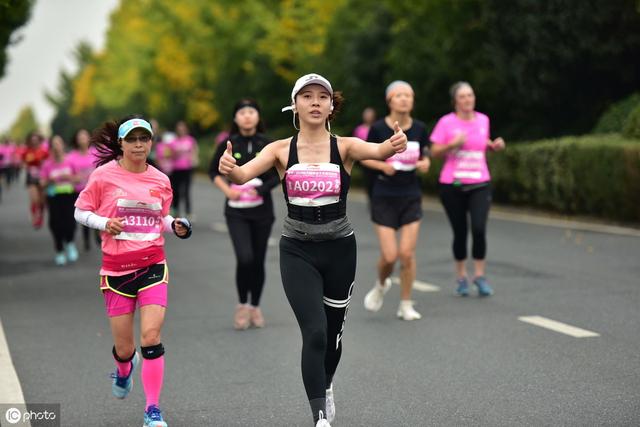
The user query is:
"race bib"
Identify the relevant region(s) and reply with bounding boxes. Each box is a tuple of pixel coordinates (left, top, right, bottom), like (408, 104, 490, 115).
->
(385, 141, 420, 171)
(452, 150, 485, 180)
(114, 199, 163, 241)
(228, 178, 264, 208)
(285, 163, 341, 207)
(49, 166, 72, 182)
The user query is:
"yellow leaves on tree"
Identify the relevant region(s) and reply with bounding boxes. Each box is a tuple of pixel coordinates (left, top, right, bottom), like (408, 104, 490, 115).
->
(70, 63, 97, 116)
(258, 0, 345, 82)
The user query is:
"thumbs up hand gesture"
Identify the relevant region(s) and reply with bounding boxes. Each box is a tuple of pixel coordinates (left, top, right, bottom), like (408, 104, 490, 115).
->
(218, 141, 237, 175)
(389, 121, 407, 153)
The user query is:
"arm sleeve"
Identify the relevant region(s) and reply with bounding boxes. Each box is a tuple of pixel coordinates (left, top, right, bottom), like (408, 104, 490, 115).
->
(163, 215, 175, 232)
(74, 208, 108, 230)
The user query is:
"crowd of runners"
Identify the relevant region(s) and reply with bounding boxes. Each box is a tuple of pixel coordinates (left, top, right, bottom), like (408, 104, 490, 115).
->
(0, 75, 506, 426)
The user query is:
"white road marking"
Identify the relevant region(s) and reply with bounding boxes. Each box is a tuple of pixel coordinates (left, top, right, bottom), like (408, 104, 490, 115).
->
(518, 316, 600, 338)
(390, 277, 440, 292)
(0, 317, 29, 413)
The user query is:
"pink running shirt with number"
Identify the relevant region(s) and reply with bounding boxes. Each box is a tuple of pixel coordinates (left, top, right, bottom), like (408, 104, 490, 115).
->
(429, 112, 491, 184)
(67, 148, 98, 192)
(169, 136, 196, 170)
(74, 160, 173, 275)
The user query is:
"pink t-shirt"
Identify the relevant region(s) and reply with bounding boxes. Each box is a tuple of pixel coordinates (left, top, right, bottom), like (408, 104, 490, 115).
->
(155, 142, 174, 175)
(67, 148, 98, 192)
(430, 112, 491, 184)
(40, 157, 76, 194)
(352, 124, 370, 141)
(169, 136, 196, 170)
(0, 145, 11, 168)
(75, 160, 173, 275)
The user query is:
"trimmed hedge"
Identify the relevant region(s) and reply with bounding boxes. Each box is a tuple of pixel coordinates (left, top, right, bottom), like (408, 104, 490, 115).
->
(486, 135, 640, 222)
(593, 93, 640, 134)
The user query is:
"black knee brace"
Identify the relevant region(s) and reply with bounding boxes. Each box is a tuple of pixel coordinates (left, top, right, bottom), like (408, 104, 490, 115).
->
(141, 343, 165, 360)
(112, 346, 135, 363)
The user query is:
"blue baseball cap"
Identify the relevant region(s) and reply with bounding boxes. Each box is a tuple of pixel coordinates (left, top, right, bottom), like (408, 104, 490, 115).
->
(118, 118, 153, 139)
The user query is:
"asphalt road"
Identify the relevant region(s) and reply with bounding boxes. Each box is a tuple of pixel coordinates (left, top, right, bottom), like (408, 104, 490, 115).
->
(1, 175, 639, 426)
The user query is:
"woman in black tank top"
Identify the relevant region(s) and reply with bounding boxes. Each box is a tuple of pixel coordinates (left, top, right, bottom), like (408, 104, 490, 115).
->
(218, 73, 407, 427)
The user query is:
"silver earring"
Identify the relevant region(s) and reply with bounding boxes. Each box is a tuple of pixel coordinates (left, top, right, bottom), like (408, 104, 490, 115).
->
(325, 119, 331, 132)
(293, 112, 299, 131)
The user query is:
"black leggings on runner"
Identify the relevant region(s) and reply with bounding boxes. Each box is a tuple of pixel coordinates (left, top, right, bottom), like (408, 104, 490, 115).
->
(226, 215, 274, 306)
(439, 184, 491, 260)
(280, 234, 356, 411)
(47, 194, 76, 252)
(170, 169, 193, 214)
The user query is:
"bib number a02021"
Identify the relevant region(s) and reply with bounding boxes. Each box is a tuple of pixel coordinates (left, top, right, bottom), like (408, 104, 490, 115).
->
(286, 163, 341, 207)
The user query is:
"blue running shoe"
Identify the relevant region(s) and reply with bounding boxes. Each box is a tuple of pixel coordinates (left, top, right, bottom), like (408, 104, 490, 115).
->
(65, 242, 79, 262)
(111, 352, 139, 399)
(456, 277, 470, 296)
(473, 276, 494, 297)
(144, 405, 168, 427)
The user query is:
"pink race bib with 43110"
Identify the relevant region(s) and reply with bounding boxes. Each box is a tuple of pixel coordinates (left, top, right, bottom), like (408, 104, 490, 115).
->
(385, 141, 420, 171)
(286, 163, 340, 207)
(115, 199, 163, 241)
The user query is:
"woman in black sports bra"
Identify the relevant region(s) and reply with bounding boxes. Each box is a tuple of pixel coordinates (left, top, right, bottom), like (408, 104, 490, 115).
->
(219, 73, 407, 427)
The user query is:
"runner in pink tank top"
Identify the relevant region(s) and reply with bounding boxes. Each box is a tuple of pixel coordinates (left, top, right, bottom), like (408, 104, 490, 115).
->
(74, 115, 192, 427)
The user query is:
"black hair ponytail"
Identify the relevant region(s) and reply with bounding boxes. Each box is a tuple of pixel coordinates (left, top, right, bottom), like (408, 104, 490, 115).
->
(92, 114, 146, 167)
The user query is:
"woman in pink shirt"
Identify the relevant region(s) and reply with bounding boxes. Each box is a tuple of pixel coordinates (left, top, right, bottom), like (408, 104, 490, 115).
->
(40, 135, 78, 265)
(168, 121, 198, 217)
(430, 82, 505, 297)
(68, 128, 99, 251)
(74, 115, 192, 427)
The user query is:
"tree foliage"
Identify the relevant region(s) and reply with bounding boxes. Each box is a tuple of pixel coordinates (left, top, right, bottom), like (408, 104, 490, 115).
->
(0, 0, 33, 79)
(7, 104, 38, 140)
(49, 0, 640, 141)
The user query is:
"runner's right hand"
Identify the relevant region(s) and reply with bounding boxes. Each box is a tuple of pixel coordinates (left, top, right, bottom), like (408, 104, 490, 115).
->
(451, 131, 466, 149)
(105, 217, 125, 235)
(219, 141, 236, 175)
(226, 188, 242, 200)
(382, 163, 397, 176)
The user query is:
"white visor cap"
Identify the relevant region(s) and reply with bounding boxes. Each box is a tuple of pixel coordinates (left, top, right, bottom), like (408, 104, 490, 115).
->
(282, 74, 333, 112)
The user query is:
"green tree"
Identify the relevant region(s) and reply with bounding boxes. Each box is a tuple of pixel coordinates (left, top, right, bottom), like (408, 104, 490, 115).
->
(7, 105, 38, 140)
(0, 0, 33, 79)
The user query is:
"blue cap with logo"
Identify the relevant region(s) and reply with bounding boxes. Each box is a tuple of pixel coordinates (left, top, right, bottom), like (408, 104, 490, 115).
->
(118, 118, 154, 139)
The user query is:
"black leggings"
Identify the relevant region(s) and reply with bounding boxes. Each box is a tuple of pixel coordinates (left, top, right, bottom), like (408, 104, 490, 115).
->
(170, 169, 193, 214)
(280, 234, 356, 410)
(226, 215, 274, 306)
(440, 184, 491, 260)
(47, 194, 76, 252)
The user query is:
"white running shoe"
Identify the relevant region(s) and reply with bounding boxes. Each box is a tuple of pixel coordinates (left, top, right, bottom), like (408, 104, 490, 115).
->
(363, 278, 392, 312)
(315, 419, 331, 427)
(326, 383, 335, 423)
(396, 300, 422, 321)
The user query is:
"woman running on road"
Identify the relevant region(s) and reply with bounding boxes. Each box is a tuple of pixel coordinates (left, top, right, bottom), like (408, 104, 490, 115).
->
(74, 115, 192, 427)
(219, 74, 407, 427)
(209, 98, 279, 330)
(430, 81, 505, 296)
